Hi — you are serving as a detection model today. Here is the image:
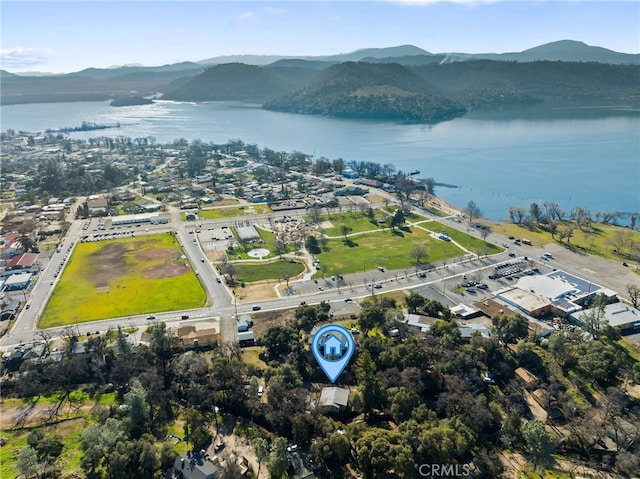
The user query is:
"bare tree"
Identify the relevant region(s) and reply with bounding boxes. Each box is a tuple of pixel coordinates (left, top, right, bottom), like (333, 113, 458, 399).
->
(409, 245, 428, 267)
(508, 206, 527, 225)
(559, 225, 575, 243)
(424, 177, 436, 195)
(627, 284, 640, 309)
(598, 211, 620, 225)
(308, 204, 322, 224)
(464, 201, 481, 224)
(36, 330, 53, 354)
(544, 201, 565, 221)
(480, 226, 491, 243)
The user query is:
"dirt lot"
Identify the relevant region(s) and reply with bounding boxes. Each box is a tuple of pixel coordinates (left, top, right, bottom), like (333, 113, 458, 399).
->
(90, 242, 188, 287)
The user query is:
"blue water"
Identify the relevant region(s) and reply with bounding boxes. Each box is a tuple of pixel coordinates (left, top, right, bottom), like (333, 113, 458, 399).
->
(1, 100, 638, 221)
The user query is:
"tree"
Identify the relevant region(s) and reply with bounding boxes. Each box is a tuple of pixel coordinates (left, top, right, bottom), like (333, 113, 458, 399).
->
(491, 314, 529, 344)
(355, 350, 386, 417)
(464, 200, 481, 224)
(582, 293, 608, 339)
(267, 437, 288, 479)
(16, 446, 42, 479)
(27, 430, 63, 460)
(578, 340, 620, 387)
(544, 201, 565, 221)
(521, 419, 554, 464)
(409, 245, 428, 266)
(389, 386, 420, 423)
(405, 292, 425, 314)
(253, 437, 269, 478)
(508, 206, 527, 224)
(124, 379, 149, 438)
(424, 177, 436, 195)
(389, 208, 405, 230)
(559, 225, 575, 243)
(148, 322, 173, 381)
(340, 225, 352, 241)
(16, 234, 38, 253)
(355, 428, 415, 478)
(304, 235, 320, 254)
(183, 408, 212, 451)
(529, 203, 542, 224)
(627, 284, 640, 309)
(81, 418, 125, 478)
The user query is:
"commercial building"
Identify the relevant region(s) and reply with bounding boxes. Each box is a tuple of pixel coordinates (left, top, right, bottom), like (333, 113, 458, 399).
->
(571, 302, 640, 335)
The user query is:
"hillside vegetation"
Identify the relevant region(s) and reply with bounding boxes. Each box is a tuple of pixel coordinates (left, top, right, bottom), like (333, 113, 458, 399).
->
(3, 57, 639, 123)
(264, 61, 468, 122)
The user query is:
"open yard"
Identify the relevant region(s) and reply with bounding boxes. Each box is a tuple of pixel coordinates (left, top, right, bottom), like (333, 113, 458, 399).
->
(196, 203, 271, 219)
(39, 233, 206, 327)
(234, 259, 306, 283)
(314, 226, 465, 275)
(487, 219, 640, 266)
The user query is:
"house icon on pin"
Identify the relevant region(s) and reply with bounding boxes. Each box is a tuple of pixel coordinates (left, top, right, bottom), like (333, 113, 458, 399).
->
(320, 333, 345, 359)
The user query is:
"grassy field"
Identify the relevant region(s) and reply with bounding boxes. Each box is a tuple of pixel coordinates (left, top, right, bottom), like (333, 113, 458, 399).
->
(487, 219, 639, 266)
(425, 221, 504, 255)
(224, 227, 298, 260)
(234, 259, 305, 283)
(39, 234, 206, 328)
(314, 226, 465, 275)
(310, 211, 387, 236)
(196, 203, 271, 219)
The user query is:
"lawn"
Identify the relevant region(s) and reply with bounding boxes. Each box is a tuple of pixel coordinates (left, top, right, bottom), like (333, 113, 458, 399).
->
(311, 211, 386, 236)
(196, 203, 271, 219)
(426, 221, 503, 255)
(234, 259, 305, 283)
(487, 219, 640, 265)
(314, 226, 464, 275)
(224, 227, 298, 260)
(39, 233, 206, 327)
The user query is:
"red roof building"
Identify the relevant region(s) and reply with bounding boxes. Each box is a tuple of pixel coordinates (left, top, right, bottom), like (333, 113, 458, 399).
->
(5, 252, 38, 270)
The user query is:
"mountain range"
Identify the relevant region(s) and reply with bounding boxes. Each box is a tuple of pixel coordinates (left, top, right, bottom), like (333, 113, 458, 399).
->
(2, 40, 638, 123)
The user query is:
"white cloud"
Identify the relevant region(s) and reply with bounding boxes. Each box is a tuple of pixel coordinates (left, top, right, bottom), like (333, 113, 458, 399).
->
(235, 11, 255, 24)
(0, 47, 56, 68)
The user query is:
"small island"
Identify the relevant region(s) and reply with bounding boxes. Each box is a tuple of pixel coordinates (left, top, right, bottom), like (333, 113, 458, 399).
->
(109, 96, 154, 107)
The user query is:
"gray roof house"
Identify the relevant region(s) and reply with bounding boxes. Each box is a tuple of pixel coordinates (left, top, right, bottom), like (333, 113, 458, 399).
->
(174, 451, 219, 479)
(318, 386, 349, 413)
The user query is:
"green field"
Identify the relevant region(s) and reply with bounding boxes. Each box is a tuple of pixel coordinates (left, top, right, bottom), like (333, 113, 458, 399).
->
(314, 226, 465, 275)
(195, 203, 271, 219)
(488, 219, 640, 266)
(425, 221, 503, 255)
(39, 234, 206, 328)
(309, 211, 387, 236)
(234, 259, 305, 283)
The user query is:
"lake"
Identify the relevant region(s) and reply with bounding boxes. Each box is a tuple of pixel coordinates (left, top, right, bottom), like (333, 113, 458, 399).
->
(1, 100, 638, 221)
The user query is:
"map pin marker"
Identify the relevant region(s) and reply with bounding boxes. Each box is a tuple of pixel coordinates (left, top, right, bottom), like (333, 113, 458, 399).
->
(312, 324, 355, 383)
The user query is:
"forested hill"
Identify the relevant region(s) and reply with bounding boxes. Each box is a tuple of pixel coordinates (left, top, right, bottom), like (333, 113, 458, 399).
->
(413, 60, 640, 109)
(161, 63, 317, 103)
(263, 61, 467, 122)
(3, 59, 638, 123)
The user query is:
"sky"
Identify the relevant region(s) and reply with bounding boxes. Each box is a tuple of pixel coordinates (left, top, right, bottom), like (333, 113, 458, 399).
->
(1, 0, 639, 73)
